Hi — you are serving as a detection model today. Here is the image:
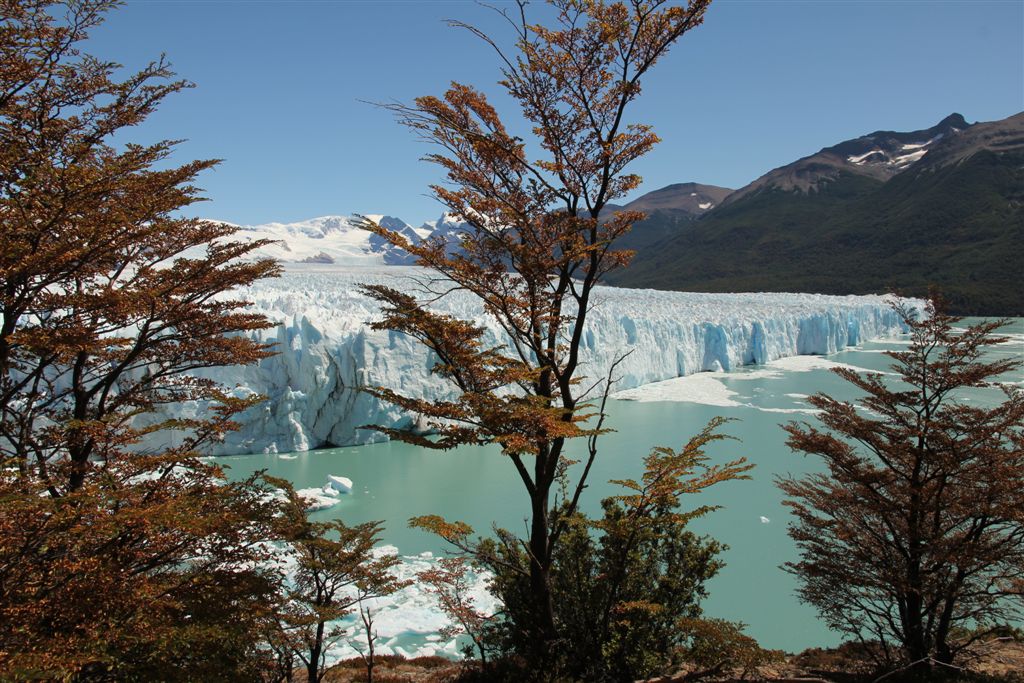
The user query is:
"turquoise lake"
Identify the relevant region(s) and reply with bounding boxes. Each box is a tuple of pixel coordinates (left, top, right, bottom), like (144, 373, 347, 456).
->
(219, 319, 1023, 654)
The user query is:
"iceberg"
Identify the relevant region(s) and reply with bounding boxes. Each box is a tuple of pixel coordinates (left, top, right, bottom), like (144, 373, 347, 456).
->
(327, 475, 353, 494)
(296, 486, 341, 511)
(157, 265, 916, 456)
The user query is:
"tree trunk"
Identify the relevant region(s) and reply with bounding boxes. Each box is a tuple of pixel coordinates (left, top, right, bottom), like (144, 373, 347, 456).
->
(308, 621, 325, 683)
(903, 592, 927, 665)
(529, 465, 557, 668)
(68, 455, 88, 493)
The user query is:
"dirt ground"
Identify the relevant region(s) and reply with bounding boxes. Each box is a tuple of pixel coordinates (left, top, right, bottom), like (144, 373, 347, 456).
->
(317, 639, 1024, 682)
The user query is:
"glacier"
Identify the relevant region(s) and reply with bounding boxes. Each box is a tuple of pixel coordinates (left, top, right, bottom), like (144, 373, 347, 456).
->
(165, 265, 915, 456)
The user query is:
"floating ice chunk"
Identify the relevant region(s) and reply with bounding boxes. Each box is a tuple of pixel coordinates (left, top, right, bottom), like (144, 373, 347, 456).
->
(279, 454, 298, 460)
(724, 366, 784, 380)
(296, 486, 340, 511)
(752, 406, 821, 415)
(760, 516, 771, 524)
(767, 355, 867, 374)
(613, 373, 742, 406)
(995, 333, 1024, 347)
(327, 475, 353, 493)
(300, 545, 500, 663)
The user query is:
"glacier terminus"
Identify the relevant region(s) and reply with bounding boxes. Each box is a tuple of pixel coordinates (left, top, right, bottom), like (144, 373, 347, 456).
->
(162, 264, 917, 456)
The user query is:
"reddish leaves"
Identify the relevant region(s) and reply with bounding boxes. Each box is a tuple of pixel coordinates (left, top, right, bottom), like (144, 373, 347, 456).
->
(1, 3, 286, 677)
(0, 1, 281, 496)
(361, 0, 713, 662)
(779, 301, 1024, 668)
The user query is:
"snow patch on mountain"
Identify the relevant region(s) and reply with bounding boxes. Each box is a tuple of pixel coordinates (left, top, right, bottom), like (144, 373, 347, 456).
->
(890, 148, 929, 168)
(845, 133, 945, 170)
(847, 150, 882, 165)
(156, 266, 918, 456)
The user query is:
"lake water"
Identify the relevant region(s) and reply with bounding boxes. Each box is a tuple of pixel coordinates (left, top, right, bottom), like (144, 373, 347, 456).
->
(220, 319, 1023, 655)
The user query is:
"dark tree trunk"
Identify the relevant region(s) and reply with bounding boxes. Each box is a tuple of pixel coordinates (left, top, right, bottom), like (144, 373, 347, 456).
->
(903, 593, 927, 664)
(528, 441, 558, 671)
(308, 620, 325, 683)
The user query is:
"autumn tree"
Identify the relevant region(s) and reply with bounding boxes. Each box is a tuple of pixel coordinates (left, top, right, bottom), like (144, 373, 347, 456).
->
(468, 418, 753, 681)
(269, 478, 409, 683)
(417, 555, 494, 665)
(360, 0, 711, 664)
(0, 0, 279, 495)
(0, 465, 284, 680)
(0, 1, 286, 677)
(779, 302, 1024, 676)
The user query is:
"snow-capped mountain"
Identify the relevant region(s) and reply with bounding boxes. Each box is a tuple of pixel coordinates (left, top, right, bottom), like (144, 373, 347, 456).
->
(723, 113, 971, 203)
(213, 213, 469, 266)
(832, 113, 968, 174)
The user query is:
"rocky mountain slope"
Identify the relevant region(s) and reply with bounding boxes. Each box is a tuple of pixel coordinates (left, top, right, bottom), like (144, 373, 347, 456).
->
(607, 182, 735, 253)
(611, 112, 1024, 315)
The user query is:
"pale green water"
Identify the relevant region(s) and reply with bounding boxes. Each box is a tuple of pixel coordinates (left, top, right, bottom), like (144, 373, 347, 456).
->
(220, 319, 1023, 653)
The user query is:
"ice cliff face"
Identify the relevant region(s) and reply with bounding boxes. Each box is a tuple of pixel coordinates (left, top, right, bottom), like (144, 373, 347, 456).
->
(171, 265, 914, 456)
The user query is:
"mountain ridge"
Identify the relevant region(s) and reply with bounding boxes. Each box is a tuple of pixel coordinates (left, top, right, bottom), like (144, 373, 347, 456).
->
(611, 111, 1024, 316)
(720, 112, 972, 205)
(206, 111, 1022, 314)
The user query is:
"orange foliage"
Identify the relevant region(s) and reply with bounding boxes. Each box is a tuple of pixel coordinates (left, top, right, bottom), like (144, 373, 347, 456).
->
(0, 455, 283, 679)
(360, 0, 712, 661)
(779, 301, 1024, 671)
(0, 0, 280, 495)
(416, 555, 494, 664)
(0, 2, 285, 677)
(267, 478, 410, 683)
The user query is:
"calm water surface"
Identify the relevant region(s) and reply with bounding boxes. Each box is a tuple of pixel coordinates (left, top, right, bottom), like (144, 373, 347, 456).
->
(220, 319, 1023, 652)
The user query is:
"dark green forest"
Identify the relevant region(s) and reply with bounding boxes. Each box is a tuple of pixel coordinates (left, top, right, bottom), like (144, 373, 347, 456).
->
(614, 142, 1024, 316)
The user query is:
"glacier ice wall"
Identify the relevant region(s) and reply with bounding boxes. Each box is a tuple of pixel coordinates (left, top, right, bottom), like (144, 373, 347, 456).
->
(168, 265, 915, 455)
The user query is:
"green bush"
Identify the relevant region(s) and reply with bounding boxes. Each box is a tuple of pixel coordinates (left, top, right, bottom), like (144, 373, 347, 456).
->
(462, 420, 768, 682)
(477, 503, 723, 681)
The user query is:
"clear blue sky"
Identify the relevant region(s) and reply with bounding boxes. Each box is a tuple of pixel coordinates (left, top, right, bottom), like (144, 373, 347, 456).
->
(87, 0, 1024, 226)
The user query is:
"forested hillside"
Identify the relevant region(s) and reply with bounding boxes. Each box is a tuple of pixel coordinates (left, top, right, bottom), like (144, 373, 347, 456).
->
(612, 113, 1024, 315)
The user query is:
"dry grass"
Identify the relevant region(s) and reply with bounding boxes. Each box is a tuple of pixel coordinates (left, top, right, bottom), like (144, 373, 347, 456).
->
(310, 638, 1024, 683)
(321, 655, 462, 682)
